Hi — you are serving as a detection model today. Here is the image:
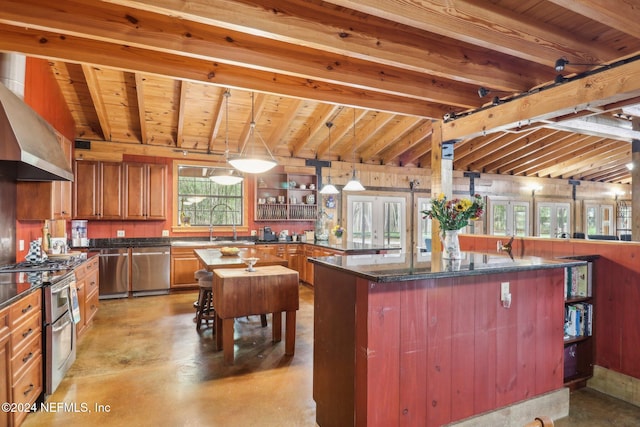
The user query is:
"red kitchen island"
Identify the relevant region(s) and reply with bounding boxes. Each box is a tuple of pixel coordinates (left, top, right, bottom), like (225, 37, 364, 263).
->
(310, 251, 584, 427)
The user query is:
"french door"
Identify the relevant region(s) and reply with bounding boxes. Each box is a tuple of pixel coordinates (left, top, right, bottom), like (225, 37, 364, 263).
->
(347, 195, 405, 248)
(536, 202, 570, 237)
(489, 200, 530, 236)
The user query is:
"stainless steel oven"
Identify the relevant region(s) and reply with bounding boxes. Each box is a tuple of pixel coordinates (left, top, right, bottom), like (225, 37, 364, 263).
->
(43, 271, 77, 396)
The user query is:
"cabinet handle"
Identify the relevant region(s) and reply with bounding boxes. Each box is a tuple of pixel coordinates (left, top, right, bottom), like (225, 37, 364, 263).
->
(22, 328, 33, 338)
(21, 304, 33, 314)
(23, 384, 34, 396)
(22, 352, 34, 363)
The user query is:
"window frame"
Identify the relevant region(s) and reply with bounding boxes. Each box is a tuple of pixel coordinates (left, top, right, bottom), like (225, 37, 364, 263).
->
(171, 160, 249, 234)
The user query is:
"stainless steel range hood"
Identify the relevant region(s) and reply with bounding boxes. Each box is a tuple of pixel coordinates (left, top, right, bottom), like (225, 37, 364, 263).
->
(0, 78, 73, 181)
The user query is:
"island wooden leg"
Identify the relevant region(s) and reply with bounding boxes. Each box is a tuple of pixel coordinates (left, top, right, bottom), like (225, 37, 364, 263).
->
(285, 310, 296, 356)
(272, 312, 282, 342)
(222, 318, 235, 364)
(215, 313, 223, 350)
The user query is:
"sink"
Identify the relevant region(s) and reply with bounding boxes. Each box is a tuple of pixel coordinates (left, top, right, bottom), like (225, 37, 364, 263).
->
(170, 240, 255, 247)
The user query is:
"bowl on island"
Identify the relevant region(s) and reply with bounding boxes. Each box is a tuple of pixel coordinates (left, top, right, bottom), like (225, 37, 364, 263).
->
(219, 247, 240, 256)
(241, 257, 260, 272)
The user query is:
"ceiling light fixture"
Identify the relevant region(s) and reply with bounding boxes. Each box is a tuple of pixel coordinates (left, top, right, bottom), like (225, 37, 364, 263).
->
(211, 89, 244, 185)
(228, 92, 277, 174)
(319, 121, 339, 195)
(343, 109, 365, 192)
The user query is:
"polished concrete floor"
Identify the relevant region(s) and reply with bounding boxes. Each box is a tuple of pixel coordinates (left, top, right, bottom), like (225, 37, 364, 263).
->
(22, 285, 640, 426)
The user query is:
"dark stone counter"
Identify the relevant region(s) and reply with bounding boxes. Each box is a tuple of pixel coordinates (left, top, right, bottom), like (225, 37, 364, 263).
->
(310, 250, 586, 283)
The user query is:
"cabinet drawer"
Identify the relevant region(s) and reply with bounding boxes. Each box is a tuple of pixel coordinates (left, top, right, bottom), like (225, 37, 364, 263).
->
(11, 311, 41, 354)
(85, 270, 99, 298)
(11, 332, 41, 382)
(85, 290, 100, 324)
(0, 307, 8, 341)
(10, 291, 41, 328)
(12, 354, 43, 427)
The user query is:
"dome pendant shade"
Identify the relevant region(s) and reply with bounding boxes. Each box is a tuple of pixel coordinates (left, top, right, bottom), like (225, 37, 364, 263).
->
(343, 168, 365, 191)
(210, 168, 244, 185)
(319, 175, 339, 194)
(229, 92, 277, 174)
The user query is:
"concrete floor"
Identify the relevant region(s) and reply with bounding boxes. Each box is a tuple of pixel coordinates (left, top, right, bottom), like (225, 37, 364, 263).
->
(22, 285, 640, 427)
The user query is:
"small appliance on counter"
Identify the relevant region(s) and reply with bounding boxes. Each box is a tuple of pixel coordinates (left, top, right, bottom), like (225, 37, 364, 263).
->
(260, 227, 277, 242)
(71, 220, 89, 247)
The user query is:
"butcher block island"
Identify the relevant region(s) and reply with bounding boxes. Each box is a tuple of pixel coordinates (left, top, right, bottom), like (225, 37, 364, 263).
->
(310, 251, 585, 427)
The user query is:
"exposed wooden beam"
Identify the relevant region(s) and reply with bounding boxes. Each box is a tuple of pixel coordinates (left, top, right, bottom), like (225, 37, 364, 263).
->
(442, 56, 640, 141)
(134, 73, 148, 144)
(81, 63, 110, 140)
(0, 23, 438, 117)
(326, 0, 615, 66)
(548, 0, 640, 40)
(380, 121, 433, 166)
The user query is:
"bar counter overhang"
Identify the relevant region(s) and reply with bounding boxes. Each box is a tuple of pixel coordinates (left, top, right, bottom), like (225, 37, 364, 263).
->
(310, 250, 585, 427)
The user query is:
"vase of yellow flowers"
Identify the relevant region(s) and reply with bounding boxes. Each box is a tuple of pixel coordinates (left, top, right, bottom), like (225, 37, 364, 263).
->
(332, 224, 345, 245)
(421, 193, 484, 259)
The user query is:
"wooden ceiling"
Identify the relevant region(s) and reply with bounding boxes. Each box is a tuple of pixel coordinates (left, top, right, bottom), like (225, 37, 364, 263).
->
(2, 0, 640, 183)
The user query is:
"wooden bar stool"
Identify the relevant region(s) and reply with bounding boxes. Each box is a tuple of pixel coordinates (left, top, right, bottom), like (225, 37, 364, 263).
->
(195, 271, 215, 332)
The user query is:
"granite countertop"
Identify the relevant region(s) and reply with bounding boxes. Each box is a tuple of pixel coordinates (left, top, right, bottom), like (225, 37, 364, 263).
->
(0, 273, 43, 310)
(193, 247, 288, 269)
(73, 237, 401, 255)
(309, 250, 586, 283)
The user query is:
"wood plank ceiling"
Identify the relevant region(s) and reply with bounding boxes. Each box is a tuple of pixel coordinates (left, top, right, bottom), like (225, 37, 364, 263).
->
(2, 0, 640, 183)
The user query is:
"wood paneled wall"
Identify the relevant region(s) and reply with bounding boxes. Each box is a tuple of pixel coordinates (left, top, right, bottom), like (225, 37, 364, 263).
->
(460, 235, 640, 381)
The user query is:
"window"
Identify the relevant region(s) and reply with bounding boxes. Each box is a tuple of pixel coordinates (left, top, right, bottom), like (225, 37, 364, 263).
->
(617, 201, 631, 238)
(347, 195, 405, 248)
(489, 199, 530, 236)
(176, 164, 244, 227)
(536, 202, 570, 237)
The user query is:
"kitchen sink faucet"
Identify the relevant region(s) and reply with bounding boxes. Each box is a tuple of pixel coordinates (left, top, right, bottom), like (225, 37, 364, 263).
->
(210, 203, 238, 241)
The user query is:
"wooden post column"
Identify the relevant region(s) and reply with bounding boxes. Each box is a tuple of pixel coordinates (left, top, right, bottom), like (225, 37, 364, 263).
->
(430, 120, 453, 254)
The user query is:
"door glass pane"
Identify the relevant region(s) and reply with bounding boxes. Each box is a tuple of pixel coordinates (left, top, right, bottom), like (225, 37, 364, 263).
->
(492, 204, 507, 236)
(383, 202, 402, 247)
(419, 201, 433, 250)
(602, 206, 612, 235)
(586, 206, 597, 235)
(557, 207, 569, 236)
(352, 201, 372, 244)
(514, 205, 528, 236)
(539, 206, 551, 237)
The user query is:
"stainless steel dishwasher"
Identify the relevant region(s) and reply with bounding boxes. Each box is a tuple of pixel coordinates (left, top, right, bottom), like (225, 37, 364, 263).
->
(131, 246, 171, 296)
(98, 248, 130, 299)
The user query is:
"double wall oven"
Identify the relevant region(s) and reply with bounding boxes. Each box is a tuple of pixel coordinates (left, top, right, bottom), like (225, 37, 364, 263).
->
(0, 257, 83, 397)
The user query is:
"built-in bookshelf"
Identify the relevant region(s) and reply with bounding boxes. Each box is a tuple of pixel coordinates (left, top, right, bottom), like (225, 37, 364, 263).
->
(563, 256, 598, 390)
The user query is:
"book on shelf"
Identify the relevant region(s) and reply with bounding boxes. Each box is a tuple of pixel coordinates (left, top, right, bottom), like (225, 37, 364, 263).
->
(564, 302, 593, 339)
(565, 262, 592, 299)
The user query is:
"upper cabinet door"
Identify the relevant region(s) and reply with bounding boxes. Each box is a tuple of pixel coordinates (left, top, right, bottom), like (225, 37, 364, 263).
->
(123, 163, 167, 220)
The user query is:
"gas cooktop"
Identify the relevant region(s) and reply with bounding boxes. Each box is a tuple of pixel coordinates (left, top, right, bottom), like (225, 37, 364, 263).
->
(0, 257, 84, 273)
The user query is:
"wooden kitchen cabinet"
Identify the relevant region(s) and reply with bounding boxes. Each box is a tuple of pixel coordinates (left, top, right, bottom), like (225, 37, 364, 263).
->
(16, 133, 73, 220)
(73, 160, 123, 219)
(171, 247, 203, 290)
(0, 307, 10, 427)
(8, 289, 42, 427)
(123, 162, 167, 220)
(75, 256, 100, 338)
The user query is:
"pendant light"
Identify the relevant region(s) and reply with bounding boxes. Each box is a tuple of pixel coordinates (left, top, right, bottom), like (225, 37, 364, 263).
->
(343, 109, 365, 192)
(228, 92, 277, 174)
(211, 89, 244, 185)
(319, 121, 339, 195)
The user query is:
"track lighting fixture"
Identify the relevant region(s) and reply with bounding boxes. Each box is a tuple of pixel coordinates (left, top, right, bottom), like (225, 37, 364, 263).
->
(554, 57, 602, 72)
(477, 87, 512, 99)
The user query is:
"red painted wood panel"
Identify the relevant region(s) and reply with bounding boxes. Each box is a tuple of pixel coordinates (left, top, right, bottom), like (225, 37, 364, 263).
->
(426, 279, 453, 426)
(366, 281, 402, 426)
(473, 275, 497, 415)
(462, 235, 640, 383)
(399, 280, 429, 424)
(450, 277, 476, 420)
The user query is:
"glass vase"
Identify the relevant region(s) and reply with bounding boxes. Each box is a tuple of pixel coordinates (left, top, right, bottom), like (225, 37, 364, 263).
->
(441, 229, 462, 260)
